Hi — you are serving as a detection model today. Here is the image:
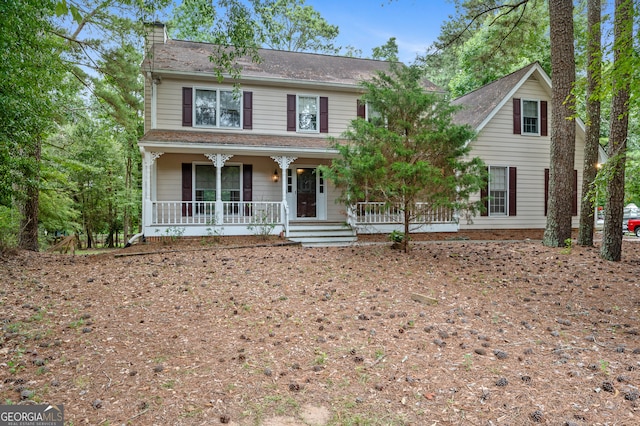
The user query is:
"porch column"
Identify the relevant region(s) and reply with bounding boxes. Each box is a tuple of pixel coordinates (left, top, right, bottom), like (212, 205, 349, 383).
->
(205, 153, 233, 225)
(142, 151, 163, 230)
(271, 156, 297, 236)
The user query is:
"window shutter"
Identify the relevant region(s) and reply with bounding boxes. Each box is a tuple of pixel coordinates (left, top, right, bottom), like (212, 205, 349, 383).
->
(572, 169, 578, 216)
(357, 99, 366, 119)
(182, 163, 192, 217)
(481, 167, 489, 216)
(243, 91, 253, 130)
(544, 168, 549, 216)
(243, 164, 253, 216)
(287, 94, 296, 131)
(182, 87, 193, 127)
(508, 167, 517, 216)
(320, 96, 329, 133)
(540, 100, 548, 136)
(243, 164, 252, 202)
(513, 98, 521, 134)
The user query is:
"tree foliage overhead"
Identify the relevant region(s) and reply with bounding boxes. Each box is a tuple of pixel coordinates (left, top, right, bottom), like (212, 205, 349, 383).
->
(323, 64, 486, 252)
(420, 0, 551, 96)
(168, 0, 343, 55)
(372, 37, 399, 62)
(250, 0, 340, 53)
(166, 0, 260, 82)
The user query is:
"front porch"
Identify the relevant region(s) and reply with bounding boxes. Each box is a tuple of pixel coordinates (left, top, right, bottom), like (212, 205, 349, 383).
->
(138, 149, 459, 244)
(350, 202, 459, 234)
(145, 200, 286, 237)
(143, 200, 459, 243)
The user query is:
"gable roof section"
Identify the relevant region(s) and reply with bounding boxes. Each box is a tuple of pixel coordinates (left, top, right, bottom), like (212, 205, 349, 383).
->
(451, 62, 608, 162)
(452, 62, 550, 131)
(144, 39, 444, 90)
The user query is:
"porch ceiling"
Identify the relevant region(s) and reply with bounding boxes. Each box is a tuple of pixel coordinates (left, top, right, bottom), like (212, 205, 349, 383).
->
(139, 129, 342, 158)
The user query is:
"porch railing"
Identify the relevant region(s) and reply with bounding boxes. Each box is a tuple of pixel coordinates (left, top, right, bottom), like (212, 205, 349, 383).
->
(353, 202, 456, 225)
(151, 201, 283, 226)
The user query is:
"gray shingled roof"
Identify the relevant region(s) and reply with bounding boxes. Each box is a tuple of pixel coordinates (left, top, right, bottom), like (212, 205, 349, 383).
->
(451, 63, 538, 129)
(143, 39, 441, 89)
(140, 129, 342, 151)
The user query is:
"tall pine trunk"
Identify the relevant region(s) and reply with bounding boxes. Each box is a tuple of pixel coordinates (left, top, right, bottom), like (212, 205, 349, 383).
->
(601, 0, 633, 261)
(543, 0, 577, 247)
(577, 0, 602, 246)
(18, 139, 41, 251)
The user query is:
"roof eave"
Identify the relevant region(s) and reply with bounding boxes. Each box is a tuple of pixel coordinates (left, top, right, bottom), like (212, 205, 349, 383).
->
(142, 68, 368, 92)
(138, 140, 341, 159)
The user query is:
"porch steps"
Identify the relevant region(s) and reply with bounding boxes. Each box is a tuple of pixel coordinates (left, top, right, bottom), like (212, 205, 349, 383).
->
(287, 222, 357, 247)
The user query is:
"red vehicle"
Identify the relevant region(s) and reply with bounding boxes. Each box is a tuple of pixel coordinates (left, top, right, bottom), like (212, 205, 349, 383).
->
(626, 218, 640, 237)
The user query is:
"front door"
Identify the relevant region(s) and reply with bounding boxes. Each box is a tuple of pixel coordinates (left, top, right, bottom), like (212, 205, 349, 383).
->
(296, 168, 316, 218)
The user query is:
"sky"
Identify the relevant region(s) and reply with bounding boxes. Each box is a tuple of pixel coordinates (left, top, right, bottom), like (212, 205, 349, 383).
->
(304, 0, 458, 63)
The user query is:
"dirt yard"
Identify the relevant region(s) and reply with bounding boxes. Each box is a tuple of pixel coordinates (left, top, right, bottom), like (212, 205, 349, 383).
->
(2, 231, 640, 425)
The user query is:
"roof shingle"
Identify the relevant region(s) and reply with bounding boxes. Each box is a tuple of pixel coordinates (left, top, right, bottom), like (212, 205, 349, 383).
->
(144, 39, 401, 87)
(140, 129, 340, 150)
(451, 63, 537, 129)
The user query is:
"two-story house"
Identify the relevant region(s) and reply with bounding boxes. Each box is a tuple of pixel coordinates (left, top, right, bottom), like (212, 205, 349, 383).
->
(137, 23, 605, 245)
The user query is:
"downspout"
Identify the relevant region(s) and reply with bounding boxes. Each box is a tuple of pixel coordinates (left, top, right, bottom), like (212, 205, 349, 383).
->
(150, 73, 160, 129)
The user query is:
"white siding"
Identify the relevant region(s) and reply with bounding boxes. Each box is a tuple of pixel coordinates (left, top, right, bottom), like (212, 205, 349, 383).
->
(461, 78, 586, 230)
(153, 77, 361, 137)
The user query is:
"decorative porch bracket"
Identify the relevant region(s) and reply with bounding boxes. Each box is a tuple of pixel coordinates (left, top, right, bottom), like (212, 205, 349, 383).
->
(271, 156, 297, 237)
(205, 153, 234, 225)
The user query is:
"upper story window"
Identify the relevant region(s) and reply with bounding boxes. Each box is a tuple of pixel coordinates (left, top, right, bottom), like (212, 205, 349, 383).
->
(513, 98, 547, 137)
(297, 95, 319, 132)
(194, 88, 241, 128)
(522, 100, 539, 135)
(366, 103, 384, 125)
(357, 99, 384, 126)
(287, 94, 328, 133)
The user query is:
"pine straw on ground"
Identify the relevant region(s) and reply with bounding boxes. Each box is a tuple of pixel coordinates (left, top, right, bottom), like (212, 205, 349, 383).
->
(1, 233, 640, 425)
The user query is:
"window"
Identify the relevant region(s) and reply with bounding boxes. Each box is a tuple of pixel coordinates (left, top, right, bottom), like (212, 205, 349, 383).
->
(522, 100, 539, 135)
(366, 103, 384, 126)
(481, 166, 516, 217)
(489, 166, 507, 215)
(194, 164, 241, 203)
(357, 100, 383, 125)
(288, 94, 327, 133)
(194, 89, 241, 128)
(297, 95, 318, 132)
(513, 98, 547, 136)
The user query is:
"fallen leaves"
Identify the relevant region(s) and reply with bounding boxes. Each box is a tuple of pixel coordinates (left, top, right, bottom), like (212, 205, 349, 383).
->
(2, 236, 640, 425)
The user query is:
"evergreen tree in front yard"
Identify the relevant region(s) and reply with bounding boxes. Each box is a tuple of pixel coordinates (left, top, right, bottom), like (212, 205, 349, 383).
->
(323, 64, 486, 252)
